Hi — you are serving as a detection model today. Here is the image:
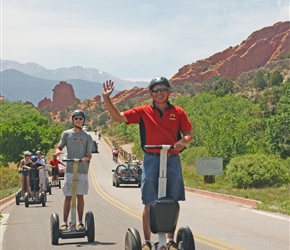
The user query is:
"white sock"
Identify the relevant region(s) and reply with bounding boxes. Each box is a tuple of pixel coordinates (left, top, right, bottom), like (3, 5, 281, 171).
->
(63, 221, 68, 225)
(167, 238, 174, 243)
(78, 221, 83, 224)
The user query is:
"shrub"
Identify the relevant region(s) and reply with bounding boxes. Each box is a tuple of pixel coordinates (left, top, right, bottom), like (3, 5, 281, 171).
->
(0, 167, 20, 190)
(225, 154, 290, 188)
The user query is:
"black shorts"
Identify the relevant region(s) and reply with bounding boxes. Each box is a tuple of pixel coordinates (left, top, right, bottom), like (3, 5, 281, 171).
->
(30, 179, 40, 191)
(52, 168, 59, 175)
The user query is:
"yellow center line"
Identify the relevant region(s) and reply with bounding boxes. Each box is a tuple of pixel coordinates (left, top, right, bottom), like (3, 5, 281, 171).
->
(90, 163, 245, 250)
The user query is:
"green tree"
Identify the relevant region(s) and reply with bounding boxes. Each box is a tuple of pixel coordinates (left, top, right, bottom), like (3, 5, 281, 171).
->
(269, 70, 283, 87)
(212, 77, 234, 97)
(0, 100, 63, 166)
(254, 70, 267, 89)
(266, 81, 290, 158)
(177, 93, 265, 165)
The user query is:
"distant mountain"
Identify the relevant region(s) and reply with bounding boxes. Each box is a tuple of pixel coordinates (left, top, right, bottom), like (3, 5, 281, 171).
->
(0, 69, 119, 105)
(0, 59, 149, 90)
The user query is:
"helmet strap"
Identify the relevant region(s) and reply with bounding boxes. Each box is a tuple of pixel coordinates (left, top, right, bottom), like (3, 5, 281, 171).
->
(73, 122, 83, 130)
(74, 125, 82, 130)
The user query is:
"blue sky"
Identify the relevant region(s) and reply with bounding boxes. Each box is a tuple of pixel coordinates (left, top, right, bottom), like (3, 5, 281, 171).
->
(1, 0, 289, 81)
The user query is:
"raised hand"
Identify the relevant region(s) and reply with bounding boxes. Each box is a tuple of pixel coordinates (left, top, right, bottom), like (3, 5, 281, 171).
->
(103, 80, 115, 97)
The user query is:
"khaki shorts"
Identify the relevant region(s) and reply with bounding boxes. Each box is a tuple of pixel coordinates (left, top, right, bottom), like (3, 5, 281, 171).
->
(39, 177, 45, 185)
(62, 173, 88, 196)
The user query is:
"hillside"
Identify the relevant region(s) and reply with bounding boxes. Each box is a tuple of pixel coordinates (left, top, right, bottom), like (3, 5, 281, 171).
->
(170, 21, 290, 86)
(106, 21, 290, 106)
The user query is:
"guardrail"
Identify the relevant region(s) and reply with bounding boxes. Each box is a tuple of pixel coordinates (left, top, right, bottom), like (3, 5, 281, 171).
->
(112, 140, 138, 161)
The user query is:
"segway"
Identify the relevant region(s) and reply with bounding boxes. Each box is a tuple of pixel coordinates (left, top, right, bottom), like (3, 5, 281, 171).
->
(24, 167, 46, 208)
(45, 182, 52, 195)
(50, 159, 95, 245)
(16, 169, 29, 205)
(50, 169, 61, 188)
(44, 167, 52, 195)
(125, 145, 195, 250)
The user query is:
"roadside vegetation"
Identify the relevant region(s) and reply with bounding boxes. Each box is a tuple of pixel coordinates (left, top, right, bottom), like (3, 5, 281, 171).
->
(0, 100, 64, 200)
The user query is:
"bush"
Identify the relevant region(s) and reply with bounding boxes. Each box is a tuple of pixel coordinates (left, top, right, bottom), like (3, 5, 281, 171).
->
(225, 154, 290, 188)
(180, 146, 209, 166)
(0, 167, 20, 190)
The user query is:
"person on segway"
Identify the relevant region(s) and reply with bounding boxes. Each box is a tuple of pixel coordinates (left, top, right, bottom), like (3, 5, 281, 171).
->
(18, 151, 32, 199)
(55, 110, 93, 232)
(112, 147, 119, 163)
(35, 151, 46, 192)
(103, 77, 193, 250)
(41, 156, 50, 191)
(23, 155, 44, 199)
(49, 154, 65, 185)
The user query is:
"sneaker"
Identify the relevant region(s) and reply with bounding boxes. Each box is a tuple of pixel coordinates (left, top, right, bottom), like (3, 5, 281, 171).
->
(142, 241, 152, 250)
(77, 223, 85, 231)
(167, 241, 178, 250)
(60, 224, 68, 231)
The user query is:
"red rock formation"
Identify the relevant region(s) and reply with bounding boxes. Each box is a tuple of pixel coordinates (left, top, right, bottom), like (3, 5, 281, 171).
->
(92, 95, 101, 104)
(51, 81, 78, 111)
(170, 21, 290, 86)
(38, 97, 52, 110)
(111, 87, 149, 105)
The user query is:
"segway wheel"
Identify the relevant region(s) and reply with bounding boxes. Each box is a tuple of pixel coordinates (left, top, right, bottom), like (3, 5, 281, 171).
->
(41, 192, 46, 207)
(24, 192, 29, 207)
(176, 226, 195, 250)
(15, 191, 20, 205)
(85, 211, 95, 242)
(50, 213, 60, 245)
(125, 228, 141, 250)
(48, 184, 52, 195)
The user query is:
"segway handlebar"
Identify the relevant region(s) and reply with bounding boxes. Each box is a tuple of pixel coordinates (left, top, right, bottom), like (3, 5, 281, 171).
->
(144, 145, 174, 150)
(62, 159, 90, 163)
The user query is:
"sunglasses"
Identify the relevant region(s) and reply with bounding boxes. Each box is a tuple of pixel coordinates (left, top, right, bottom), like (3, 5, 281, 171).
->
(73, 117, 84, 121)
(152, 88, 169, 93)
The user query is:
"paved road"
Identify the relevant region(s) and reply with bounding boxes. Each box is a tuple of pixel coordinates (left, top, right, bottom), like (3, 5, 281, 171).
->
(1, 132, 289, 250)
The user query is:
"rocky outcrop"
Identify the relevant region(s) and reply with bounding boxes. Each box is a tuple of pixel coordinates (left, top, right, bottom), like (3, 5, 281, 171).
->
(38, 97, 52, 110)
(111, 87, 149, 105)
(37, 81, 79, 111)
(170, 21, 290, 86)
(51, 81, 78, 111)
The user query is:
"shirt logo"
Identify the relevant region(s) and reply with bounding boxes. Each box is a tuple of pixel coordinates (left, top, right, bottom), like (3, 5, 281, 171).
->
(73, 138, 84, 142)
(169, 114, 176, 120)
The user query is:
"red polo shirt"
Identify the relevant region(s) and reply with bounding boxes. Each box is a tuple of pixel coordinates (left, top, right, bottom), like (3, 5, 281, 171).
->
(123, 102, 193, 154)
(49, 159, 61, 169)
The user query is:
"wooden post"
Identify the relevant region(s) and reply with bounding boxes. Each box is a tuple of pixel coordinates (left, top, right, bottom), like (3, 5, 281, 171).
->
(204, 175, 215, 184)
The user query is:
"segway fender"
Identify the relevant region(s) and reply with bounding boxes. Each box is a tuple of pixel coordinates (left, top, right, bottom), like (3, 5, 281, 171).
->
(125, 228, 141, 250)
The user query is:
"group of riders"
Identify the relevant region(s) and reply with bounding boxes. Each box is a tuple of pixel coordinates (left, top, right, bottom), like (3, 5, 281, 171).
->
(18, 150, 64, 200)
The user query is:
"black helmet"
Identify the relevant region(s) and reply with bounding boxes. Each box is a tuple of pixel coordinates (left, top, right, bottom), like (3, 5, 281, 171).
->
(148, 76, 171, 90)
(72, 110, 85, 120)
